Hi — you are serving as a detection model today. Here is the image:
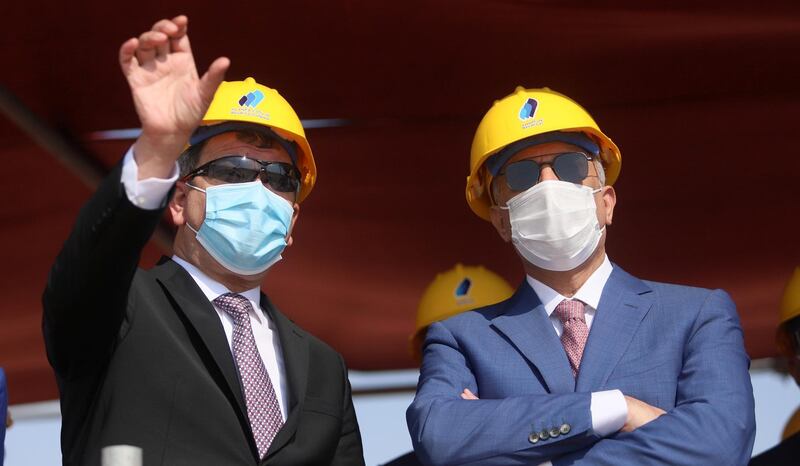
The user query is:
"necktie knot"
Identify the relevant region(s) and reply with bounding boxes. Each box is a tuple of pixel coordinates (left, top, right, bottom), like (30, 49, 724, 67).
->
(554, 299, 586, 324)
(214, 293, 251, 322)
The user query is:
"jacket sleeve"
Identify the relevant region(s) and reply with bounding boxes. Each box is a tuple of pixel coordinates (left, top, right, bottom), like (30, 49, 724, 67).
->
(555, 289, 756, 466)
(407, 321, 600, 466)
(331, 355, 366, 466)
(42, 162, 169, 378)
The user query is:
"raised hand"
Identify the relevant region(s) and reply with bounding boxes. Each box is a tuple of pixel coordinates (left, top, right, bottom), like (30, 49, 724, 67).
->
(119, 15, 230, 179)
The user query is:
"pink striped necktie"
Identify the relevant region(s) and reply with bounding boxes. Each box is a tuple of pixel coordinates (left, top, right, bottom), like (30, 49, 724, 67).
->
(554, 299, 589, 377)
(214, 293, 283, 459)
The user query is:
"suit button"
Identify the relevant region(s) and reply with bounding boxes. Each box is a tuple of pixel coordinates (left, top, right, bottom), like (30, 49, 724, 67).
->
(549, 427, 560, 438)
(560, 423, 571, 435)
(528, 433, 540, 444)
(539, 430, 550, 440)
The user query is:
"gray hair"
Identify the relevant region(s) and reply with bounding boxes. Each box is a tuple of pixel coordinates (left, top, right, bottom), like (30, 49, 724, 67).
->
(594, 159, 606, 186)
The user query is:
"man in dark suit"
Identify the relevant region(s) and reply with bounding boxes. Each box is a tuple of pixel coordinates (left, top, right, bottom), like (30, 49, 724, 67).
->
(407, 87, 755, 465)
(42, 15, 364, 466)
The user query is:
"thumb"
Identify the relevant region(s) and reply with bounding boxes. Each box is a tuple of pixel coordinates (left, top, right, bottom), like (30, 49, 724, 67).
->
(198, 56, 230, 104)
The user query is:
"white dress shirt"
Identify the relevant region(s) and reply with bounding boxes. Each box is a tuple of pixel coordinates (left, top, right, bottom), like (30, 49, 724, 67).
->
(120, 147, 289, 421)
(526, 255, 627, 439)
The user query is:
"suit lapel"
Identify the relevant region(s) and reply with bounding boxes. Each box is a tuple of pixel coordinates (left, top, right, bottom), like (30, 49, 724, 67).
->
(490, 281, 576, 393)
(576, 265, 653, 392)
(152, 259, 251, 438)
(262, 293, 308, 460)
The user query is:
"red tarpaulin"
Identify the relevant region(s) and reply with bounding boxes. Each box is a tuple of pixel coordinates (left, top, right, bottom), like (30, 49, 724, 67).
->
(1, 0, 799, 403)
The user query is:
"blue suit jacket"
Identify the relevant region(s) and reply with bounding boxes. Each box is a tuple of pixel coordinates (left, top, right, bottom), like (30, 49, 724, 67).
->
(407, 265, 755, 465)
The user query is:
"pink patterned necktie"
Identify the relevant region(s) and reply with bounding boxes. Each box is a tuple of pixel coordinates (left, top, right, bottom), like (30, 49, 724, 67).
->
(554, 299, 589, 377)
(214, 293, 283, 459)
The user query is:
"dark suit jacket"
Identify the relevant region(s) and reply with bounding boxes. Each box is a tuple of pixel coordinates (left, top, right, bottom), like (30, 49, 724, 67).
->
(749, 432, 800, 466)
(42, 163, 364, 466)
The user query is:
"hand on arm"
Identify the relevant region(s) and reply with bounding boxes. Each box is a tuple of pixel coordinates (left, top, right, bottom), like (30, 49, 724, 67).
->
(119, 15, 229, 179)
(621, 395, 664, 433)
(560, 290, 755, 466)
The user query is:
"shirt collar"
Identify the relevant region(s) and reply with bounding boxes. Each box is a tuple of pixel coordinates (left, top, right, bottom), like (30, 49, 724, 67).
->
(526, 254, 613, 317)
(172, 255, 264, 323)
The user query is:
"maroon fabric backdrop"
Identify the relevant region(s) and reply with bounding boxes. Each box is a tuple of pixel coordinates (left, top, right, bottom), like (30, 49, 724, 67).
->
(1, 0, 798, 403)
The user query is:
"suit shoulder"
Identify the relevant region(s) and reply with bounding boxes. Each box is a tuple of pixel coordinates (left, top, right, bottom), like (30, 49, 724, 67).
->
(275, 312, 347, 362)
(435, 299, 507, 330)
(640, 279, 736, 323)
(642, 280, 731, 302)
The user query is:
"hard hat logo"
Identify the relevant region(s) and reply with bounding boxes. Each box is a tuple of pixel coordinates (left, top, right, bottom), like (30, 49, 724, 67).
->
(519, 97, 544, 129)
(230, 89, 271, 121)
(455, 278, 472, 297)
(238, 89, 265, 107)
(454, 278, 475, 306)
(519, 98, 539, 120)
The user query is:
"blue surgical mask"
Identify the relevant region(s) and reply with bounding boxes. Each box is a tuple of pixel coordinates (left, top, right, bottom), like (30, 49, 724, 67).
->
(186, 180, 294, 275)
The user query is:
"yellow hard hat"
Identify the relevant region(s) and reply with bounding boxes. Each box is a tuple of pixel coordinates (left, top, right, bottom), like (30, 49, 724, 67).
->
(466, 86, 621, 220)
(780, 267, 800, 324)
(191, 77, 317, 202)
(784, 406, 800, 440)
(777, 267, 800, 357)
(410, 264, 514, 362)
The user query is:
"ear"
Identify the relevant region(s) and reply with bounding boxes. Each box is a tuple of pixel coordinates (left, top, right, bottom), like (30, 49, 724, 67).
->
(600, 185, 616, 226)
(286, 203, 300, 247)
(489, 206, 512, 242)
(169, 181, 190, 226)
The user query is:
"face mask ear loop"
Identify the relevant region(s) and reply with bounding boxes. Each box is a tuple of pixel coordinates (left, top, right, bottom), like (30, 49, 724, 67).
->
(184, 182, 206, 235)
(185, 182, 206, 194)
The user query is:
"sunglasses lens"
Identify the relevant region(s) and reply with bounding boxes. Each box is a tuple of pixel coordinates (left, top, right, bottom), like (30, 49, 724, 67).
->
(263, 163, 300, 193)
(552, 152, 589, 183)
(505, 160, 541, 191)
(206, 157, 261, 183)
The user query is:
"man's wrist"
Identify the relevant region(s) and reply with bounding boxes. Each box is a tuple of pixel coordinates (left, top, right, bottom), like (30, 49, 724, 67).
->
(121, 146, 179, 210)
(590, 389, 628, 437)
(133, 131, 190, 180)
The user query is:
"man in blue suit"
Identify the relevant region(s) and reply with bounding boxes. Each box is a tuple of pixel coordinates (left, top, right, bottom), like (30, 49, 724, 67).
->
(406, 87, 756, 465)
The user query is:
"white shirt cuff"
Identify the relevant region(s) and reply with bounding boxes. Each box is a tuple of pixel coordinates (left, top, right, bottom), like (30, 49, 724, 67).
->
(590, 389, 627, 437)
(120, 146, 179, 210)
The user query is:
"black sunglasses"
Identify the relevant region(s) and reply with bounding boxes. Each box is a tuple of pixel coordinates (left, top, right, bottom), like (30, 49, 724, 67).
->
(496, 152, 595, 192)
(182, 155, 301, 193)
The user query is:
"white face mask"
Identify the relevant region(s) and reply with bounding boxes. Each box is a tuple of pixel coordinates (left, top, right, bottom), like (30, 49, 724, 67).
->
(501, 180, 605, 272)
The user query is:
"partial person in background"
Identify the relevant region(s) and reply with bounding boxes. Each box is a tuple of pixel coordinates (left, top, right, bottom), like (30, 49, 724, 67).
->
(384, 264, 513, 466)
(407, 87, 756, 465)
(750, 267, 800, 465)
(1, 367, 7, 465)
(42, 15, 363, 466)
